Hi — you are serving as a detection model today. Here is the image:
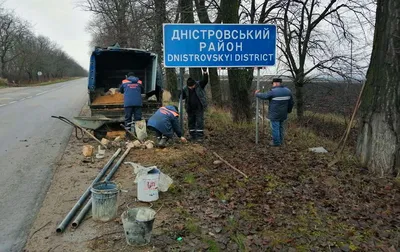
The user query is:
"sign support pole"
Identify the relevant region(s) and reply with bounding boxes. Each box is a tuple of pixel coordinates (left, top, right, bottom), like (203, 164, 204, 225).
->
(179, 68, 184, 135)
(255, 68, 261, 144)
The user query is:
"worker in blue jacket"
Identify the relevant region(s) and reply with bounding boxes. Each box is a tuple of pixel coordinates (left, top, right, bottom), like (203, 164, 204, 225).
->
(119, 72, 143, 130)
(255, 78, 294, 147)
(147, 105, 187, 147)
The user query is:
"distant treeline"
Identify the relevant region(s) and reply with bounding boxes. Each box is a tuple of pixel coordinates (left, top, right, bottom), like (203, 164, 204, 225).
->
(0, 5, 87, 84)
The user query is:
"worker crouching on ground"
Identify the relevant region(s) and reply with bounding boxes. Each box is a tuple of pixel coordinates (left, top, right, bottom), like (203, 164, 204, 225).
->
(147, 105, 187, 148)
(119, 72, 143, 131)
(255, 78, 294, 147)
(182, 69, 209, 142)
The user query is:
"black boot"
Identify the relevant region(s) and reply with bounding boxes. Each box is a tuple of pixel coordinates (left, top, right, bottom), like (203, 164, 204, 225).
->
(157, 136, 168, 148)
(196, 130, 204, 142)
(189, 130, 197, 142)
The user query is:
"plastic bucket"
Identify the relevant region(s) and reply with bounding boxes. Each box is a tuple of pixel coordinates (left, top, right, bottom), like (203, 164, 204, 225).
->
(137, 168, 160, 202)
(91, 181, 119, 222)
(121, 207, 156, 246)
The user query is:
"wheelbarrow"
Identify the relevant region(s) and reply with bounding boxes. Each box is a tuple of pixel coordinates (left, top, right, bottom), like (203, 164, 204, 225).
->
(51, 116, 123, 149)
(72, 116, 122, 130)
(74, 116, 126, 138)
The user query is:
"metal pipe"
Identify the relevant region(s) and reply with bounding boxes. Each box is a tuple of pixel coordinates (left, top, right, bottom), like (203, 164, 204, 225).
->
(56, 148, 122, 233)
(179, 68, 184, 135)
(255, 68, 261, 144)
(71, 146, 132, 228)
(105, 147, 131, 181)
(71, 198, 92, 228)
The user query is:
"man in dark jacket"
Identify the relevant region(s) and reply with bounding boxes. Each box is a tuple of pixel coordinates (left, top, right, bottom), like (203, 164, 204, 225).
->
(147, 105, 187, 147)
(119, 72, 143, 130)
(182, 70, 209, 142)
(255, 78, 294, 147)
(145, 63, 163, 102)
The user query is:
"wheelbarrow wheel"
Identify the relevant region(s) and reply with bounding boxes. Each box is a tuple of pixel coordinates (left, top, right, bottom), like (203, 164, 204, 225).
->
(94, 125, 107, 140)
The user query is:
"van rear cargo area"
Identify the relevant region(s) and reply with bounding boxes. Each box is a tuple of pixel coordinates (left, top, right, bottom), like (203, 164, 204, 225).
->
(92, 93, 124, 105)
(88, 48, 161, 119)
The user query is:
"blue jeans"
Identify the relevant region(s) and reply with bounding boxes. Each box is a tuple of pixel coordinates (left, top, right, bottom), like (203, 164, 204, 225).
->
(270, 120, 285, 146)
(124, 106, 142, 129)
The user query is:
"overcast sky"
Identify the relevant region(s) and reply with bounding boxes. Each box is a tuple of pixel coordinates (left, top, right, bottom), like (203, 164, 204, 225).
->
(3, 0, 93, 70)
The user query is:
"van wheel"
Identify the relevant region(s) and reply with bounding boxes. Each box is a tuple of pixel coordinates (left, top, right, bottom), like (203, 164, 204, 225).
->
(94, 125, 107, 139)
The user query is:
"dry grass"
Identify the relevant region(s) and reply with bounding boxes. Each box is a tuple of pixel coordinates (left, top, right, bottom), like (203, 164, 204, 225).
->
(0, 78, 8, 88)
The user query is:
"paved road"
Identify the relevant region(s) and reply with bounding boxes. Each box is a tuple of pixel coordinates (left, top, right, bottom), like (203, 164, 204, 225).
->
(0, 79, 88, 252)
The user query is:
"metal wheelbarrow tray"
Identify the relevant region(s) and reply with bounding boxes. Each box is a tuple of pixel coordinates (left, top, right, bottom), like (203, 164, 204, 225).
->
(72, 116, 124, 130)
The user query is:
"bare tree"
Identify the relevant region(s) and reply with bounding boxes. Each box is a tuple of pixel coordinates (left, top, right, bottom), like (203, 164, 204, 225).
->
(194, 0, 223, 107)
(277, 0, 375, 118)
(0, 10, 29, 78)
(217, 0, 255, 121)
(80, 0, 153, 48)
(240, 0, 285, 24)
(0, 6, 86, 83)
(357, 0, 399, 176)
(177, 0, 203, 81)
(215, 0, 284, 121)
(153, 0, 180, 101)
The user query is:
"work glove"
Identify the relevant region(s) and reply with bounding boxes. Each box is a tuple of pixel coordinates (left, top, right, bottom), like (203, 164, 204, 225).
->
(180, 137, 187, 143)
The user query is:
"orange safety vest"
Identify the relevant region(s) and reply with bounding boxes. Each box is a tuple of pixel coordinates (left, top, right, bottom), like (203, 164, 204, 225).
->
(159, 106, 179, 117)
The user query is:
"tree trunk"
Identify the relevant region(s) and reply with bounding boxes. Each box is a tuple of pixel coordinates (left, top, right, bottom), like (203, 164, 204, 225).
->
(194, 0, 223, 106)
(166, 68, 179, 101)
(189, 68, 202, 81)
(295, 82, 304, 118)
(356, 0, 400, 176)
(0, 56, 6, 79)
(221, 0, 253, 121)
(228, 69, 253, 121)
(179, 0, 201, 80)
(209, 68, 223, 107)
(0, 64, 5, 79)
(154, 0, 165, 59)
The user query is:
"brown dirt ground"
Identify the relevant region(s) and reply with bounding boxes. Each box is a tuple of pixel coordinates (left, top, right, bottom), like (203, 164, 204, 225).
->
(23, 106, 206, 252)
(23, 135, 205, 252)
(24, 107, 400, 252)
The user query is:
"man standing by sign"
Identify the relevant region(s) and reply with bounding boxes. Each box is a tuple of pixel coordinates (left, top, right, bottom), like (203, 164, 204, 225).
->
(255, 78, 294, 147)
(182, 69, 209, 142)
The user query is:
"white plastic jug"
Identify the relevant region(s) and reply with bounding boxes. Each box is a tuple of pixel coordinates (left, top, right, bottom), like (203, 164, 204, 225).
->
(137, 168, 160, 202)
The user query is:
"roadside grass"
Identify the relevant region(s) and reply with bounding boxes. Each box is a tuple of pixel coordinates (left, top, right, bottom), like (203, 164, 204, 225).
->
(29, 77, 82, 86)
(198, 107, 393, 250)
(206, 106, 347, 150)
(0, 78, 7, 88)
(183, 173, 196, 184)
(0, 77, 83, 88)
(205, 106, 359, 176)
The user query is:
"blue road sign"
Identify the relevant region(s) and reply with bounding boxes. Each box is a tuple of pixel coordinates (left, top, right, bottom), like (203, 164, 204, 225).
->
(163, 24, 276, 68)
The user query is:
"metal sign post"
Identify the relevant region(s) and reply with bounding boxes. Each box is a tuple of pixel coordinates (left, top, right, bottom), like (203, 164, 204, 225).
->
(37, 71, 42, 82)
(255, 68, 261, 144)
(179, 68, 184, 134)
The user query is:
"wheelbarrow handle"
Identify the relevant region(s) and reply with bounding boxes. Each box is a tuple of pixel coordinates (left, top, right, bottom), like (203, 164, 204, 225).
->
(120, 124, 143, 143)
(52, 115, 108, 149)
(51, 116, 75, 127)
